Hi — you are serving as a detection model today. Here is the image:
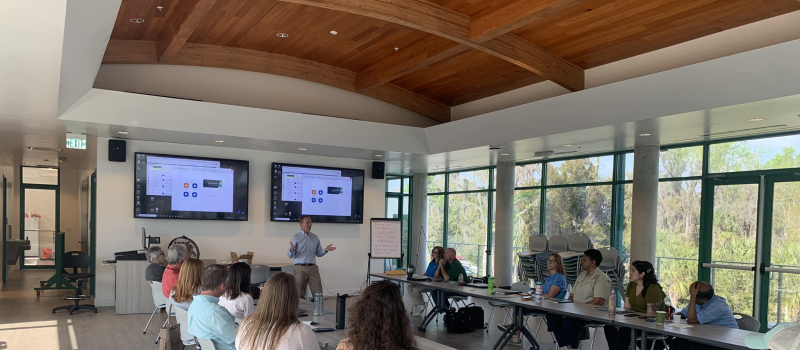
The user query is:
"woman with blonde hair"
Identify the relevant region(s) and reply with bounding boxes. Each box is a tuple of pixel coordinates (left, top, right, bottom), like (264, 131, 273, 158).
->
(507, 253, 568, 345)
(170, 258, 204, 310)
(236, 272, 318, 350)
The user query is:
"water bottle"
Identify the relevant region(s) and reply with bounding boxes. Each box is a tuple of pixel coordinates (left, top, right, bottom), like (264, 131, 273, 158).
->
(534, 282, 543, 303)
(457, 274, 464, 285)
(488, 276, 495, 295)
(608, 291, 617, 315)
(335, 294, 347, 329)
(314, 292, 324, 316)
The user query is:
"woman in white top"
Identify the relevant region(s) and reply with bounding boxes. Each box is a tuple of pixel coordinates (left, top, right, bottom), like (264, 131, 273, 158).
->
(218, 262, 255, 319)
(236, 272, 318, 350)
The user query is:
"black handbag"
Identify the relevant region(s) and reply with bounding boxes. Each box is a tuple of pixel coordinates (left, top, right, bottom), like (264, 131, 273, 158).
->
(444, 307, 475, 334)
(462, 303, 486, 329)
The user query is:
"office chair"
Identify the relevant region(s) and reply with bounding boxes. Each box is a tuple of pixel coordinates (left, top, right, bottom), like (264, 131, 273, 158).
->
(52, 251, 97, 315)
(734, 313, 761, 332)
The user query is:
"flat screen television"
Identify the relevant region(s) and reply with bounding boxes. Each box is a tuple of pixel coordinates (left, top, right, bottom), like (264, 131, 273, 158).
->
(133, 152, 249, 220)
(270, 163, 364, 224)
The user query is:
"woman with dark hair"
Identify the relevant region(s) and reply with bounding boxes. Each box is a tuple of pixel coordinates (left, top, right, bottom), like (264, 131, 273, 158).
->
(407, 246, 444, 316)
(604, 260, 666, 350)
(236, 272, 318, 350)
(218, 262, 254, 319)
(337, 281, 419, 350)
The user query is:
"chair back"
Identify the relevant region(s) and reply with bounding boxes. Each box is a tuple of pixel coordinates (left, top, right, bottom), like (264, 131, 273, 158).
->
(197, 338, 217, 350)
(734, 313, 761, 331)
(149, 281, 168, 308)
(567, 233, 591, 252)
(549, 236, 569, 253)
(597, 247, 619, 269)
(63, 251, 91, 272)
(529, 235, 548, 252)
(250, 265, 270, 284)
(173, 305, 195, 343)
(510, 281, 529, 292)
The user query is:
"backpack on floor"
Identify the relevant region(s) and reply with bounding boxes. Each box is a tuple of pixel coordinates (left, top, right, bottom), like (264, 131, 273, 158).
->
(444, 307, 475, 334)
(462, 303, 486, 329)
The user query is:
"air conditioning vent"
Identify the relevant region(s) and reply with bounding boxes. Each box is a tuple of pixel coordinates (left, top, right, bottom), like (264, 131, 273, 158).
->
(702, 125, 790, 138)
(27, 146, 63, 152)
(534, 150, 555, 157)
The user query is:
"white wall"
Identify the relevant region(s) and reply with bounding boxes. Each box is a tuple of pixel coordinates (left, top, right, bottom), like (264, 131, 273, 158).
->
(94, 137, 385, 307)
(94, 64, 438, 128)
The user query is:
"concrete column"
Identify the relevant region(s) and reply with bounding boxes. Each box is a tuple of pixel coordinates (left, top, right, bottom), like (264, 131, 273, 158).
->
(630, 145, 659, 263)
(411, 173, 429, 271)
(494, 162, 515, 285)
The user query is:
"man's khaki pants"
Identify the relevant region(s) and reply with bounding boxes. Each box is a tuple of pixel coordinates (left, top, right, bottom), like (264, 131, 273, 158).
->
(294, 265, 323, 299)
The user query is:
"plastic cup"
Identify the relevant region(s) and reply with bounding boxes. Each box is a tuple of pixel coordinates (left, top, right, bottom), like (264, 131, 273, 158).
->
(672, 314, 681, 323)
(656, 311, 666, 324)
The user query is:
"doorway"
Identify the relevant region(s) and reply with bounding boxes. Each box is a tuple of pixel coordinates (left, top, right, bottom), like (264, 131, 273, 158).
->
(19, 167, 59, 269)
(701, 174, 800, 330)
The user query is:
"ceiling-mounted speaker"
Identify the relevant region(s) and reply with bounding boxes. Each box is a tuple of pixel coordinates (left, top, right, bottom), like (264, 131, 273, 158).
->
(372, 161, 385, 179)
(108, 139, 126, 162)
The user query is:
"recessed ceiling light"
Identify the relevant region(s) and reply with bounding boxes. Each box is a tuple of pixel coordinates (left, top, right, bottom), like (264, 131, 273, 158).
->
(117, 131, 129, 135)
(277, 33, 289, 38)
(639, 133, 652, 137)
(298, 148, 307, 151)
(500, 153, 510, 156)
(375, 154, 383, 157)
(394, 47, 399, 52)
(130, 18, 145, 23)
(214, 140, 225, 143)
(748, 118, 765, 122)
(330, 30, 338, 35)
(563, 144, 573, 147)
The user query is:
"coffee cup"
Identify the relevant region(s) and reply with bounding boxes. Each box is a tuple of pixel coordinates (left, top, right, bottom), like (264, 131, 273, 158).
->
(672, 314, 682, 323)
(656, 311, 666, 324)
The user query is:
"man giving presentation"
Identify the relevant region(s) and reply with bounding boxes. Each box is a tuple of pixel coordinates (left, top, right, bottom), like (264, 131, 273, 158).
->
(288, 215, 336, 298)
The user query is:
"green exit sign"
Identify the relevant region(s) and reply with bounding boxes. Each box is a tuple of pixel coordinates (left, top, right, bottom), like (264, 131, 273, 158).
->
(66, 133, 86, 150)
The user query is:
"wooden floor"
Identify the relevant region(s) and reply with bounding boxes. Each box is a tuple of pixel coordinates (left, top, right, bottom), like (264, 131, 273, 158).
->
(0, 270, 613, 350)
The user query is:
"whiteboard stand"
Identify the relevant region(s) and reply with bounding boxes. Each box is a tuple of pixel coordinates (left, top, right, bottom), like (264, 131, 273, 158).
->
(368, 219, 403, 285)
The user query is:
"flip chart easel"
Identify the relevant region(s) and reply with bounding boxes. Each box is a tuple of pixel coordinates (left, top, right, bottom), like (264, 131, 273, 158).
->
(367, 218, 402, 284)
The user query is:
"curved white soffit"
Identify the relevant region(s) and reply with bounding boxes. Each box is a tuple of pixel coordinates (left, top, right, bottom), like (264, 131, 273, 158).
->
(61, 38, 800, 157)
(59, 88, 432, 155)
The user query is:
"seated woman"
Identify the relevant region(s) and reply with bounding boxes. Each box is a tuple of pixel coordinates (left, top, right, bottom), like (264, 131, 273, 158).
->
(218, 262, 255, 319)
(406, 246, 444, 316)
(604, 260, 666, 350)
(145, 246, 166, 282)
(507, 253, 568, 345)
(336, 281, 419, 350)
(236, 272, 319, 350)
(169, 258, 203, 311)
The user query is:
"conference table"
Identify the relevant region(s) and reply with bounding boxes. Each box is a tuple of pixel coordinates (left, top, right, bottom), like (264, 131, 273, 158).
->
(370, 273, 756, 350)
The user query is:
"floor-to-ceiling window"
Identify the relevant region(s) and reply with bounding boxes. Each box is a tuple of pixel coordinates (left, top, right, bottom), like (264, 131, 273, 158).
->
(385, 175, 412, 269)
(412, 132, 800, 329)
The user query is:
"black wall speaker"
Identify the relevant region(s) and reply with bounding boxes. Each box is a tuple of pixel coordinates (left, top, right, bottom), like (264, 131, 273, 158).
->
(108, 139, 126, 162)
(372, 161, 385, 179)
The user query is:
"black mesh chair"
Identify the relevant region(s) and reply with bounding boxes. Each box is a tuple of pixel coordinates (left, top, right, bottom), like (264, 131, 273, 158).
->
(53, 251, 97, 315)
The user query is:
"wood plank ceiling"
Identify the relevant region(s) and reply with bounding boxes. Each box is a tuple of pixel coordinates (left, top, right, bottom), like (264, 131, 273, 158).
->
(103, 0, 800, 123)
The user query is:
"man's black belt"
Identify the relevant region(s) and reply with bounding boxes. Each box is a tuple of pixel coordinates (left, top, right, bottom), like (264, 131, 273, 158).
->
(295, 263, 316, 266)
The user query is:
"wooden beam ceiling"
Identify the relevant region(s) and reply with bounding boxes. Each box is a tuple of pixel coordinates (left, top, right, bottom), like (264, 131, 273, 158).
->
(155, 0, 217, 63)
(103, 40, 451, 123)
(275, 0, 585, 92)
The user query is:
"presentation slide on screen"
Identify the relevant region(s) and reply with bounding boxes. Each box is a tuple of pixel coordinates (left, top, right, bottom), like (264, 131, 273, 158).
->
(145, 157, 234, 213)
(281, 167, 353, 217)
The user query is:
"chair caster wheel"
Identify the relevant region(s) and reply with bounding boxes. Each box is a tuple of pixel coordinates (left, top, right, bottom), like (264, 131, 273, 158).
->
(418, 327, 426, 332)
(94, 309, 98, 313)
(36, 291, 41, 297)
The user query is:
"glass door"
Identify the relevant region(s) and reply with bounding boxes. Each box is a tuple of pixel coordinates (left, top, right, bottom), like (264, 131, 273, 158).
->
(702, 177, 760, 318)
(760, 176, 800, 330)
(22, 188, 57, 267)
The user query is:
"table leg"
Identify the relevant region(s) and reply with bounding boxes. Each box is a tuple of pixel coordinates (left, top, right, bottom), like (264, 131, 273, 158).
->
(640, 330, 647, 350)
(493, 324, 514, 350)
(516, 306, 540, 350)
(630, 327, 636, 350)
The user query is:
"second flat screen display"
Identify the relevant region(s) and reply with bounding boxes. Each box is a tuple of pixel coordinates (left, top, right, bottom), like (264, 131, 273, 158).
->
(270, 163, 364, 223)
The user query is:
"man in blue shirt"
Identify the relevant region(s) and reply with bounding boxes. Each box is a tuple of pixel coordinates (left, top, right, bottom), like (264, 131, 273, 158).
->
(288, 215, 336, 299)
(188, 265, 237, 350)
(671, 281, 739, 350)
